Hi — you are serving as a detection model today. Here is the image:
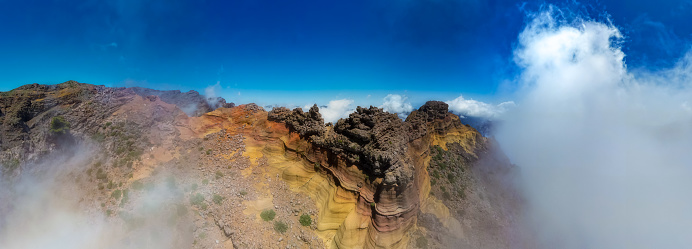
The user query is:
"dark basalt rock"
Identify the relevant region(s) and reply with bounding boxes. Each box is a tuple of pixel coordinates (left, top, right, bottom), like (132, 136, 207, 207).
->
(268, 105, 324, 137)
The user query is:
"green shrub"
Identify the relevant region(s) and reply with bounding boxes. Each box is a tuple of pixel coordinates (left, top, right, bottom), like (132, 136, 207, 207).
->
(49, 116, 70, 134)
(299, 214, 312, 226)
(96, 168, 108, 180)
(190, 193, 206, 209)
(273, 221, 288, 233)
(206, 149, 212, 155)
(202, 179, 209, 185)
(370, 202, 376, 208)
(212, 194, 224, 205)
(111, 189, 122, 199)
(215, 171, 223, 179)
(447, 173, 456, 183)
(260, 209, 276, 221)
(239, 190, 248, 196)
(190, 183, 198, 191)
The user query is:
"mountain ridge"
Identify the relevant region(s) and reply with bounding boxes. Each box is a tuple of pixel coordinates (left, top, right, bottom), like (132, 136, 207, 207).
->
(0, 81, 524, 249)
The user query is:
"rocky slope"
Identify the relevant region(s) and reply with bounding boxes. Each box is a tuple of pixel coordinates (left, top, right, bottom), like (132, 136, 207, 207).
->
(0, 82, 523, 249)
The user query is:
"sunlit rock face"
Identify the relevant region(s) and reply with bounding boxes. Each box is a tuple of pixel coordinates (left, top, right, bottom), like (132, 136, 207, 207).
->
(268, 101, 494, 248)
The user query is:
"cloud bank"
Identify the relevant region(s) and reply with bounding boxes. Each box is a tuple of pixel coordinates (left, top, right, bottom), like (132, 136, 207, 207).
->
(381, 94, 413, 119)
(446, 95, 515, 119)
(0, 144, 192, 249)
(496, 6, 692, 249)
(320, 99, 355, 124)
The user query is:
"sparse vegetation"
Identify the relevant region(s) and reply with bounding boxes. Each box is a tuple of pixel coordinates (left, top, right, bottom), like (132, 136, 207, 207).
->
(49, 116, 70, 134)
(91, 132, 106, 143)
(299, 214, 312, 226)
(215, 171, 223, 179)
(206, 149, 212, 155)
(273, 221, 288, 233)
(370, 202, 376, 208)
(447, 173, 456, 183)
(260, 209, 276, 221)
(202, 179, 209, 185)
(240, 190, 248, 196)
(190, 193, 205, 207)
(212, 194, 224, 205)
(96, 168, 108, 181)
(190, 183, 198, 191)
(111, 189, 122, 199)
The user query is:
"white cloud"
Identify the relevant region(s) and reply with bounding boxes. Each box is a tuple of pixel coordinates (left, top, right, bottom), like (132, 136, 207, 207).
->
(204, 81, 221, 99)
(496, 6, 692, 249)
(204, 81, 224, 109)
(381, 94, 413, 119)
(321, 99, 355, 124)
(445, 95, 514, 119)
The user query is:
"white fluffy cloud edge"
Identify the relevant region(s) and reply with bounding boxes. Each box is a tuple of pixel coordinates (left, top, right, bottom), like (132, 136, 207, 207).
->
(495, 5, 692, 249)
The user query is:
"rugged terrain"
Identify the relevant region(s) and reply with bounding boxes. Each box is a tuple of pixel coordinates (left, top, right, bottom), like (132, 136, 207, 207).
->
(0, 81, 524, 248)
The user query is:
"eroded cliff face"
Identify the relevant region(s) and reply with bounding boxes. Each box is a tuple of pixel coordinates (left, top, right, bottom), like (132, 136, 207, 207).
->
(262, 101, 495, 248)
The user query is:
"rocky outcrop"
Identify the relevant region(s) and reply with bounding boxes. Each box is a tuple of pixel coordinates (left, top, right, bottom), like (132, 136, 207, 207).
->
(0, 81, 132, 163)
(268, 100, 488, 248)
(268, 105, 324, 137)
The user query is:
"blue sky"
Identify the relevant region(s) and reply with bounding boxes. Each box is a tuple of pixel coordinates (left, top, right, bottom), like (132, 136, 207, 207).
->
(1, 0, 691, 107)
